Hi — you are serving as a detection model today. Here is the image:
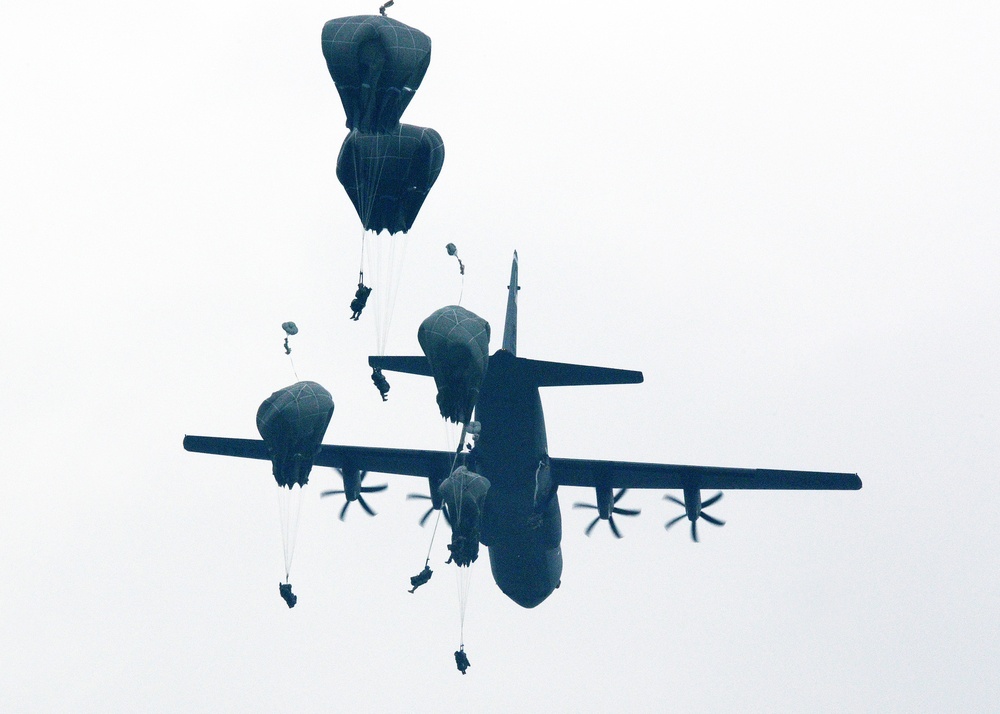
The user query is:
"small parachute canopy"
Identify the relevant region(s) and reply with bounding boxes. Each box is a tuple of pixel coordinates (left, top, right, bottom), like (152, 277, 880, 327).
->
(446, 243, 457, 256)
(281, 322, 298, 336)
(321, 15, 431, 133)
(439, 466, 491, 567)
(336, 124, 445, 234)
(417, 306, 490, 424)
(256, 381, 334, 488)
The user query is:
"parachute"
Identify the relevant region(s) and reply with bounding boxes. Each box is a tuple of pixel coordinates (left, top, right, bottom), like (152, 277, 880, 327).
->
(336, 124, 445, 235)
(256, 381, 334, 488)
(446, 243, 465, 276)
(418, 306, 491, 424)
(321, 15, 432, 133)
(440, 466, 491, 567)
(323, 15, 445, 358)
(281, 322, 298, 356)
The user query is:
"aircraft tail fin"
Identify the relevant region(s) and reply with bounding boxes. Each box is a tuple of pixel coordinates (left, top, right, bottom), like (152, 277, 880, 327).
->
(502, 251, 518, 355)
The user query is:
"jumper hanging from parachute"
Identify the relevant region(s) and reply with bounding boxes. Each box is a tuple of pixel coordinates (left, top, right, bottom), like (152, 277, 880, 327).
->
(281, 322, 299, 380)
(322, 14, 445, 360)
(415, 305, 492, 662)
(256, 381, 334, 606)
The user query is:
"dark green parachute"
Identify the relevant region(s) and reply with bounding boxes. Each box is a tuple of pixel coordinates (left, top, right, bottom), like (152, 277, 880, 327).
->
(336, 124, 445, 235)
(321, 15, 431, 133)
(256, 381, 334, 488)
(417, 306, 490, 424)
(440, 466, 491, 567)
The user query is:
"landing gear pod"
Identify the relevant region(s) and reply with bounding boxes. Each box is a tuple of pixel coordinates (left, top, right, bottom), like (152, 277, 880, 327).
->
(256, 381, 334, 488)
(417, 306, 490, 424)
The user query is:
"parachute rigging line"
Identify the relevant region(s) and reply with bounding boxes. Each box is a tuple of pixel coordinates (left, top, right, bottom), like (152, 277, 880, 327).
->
(455, 555, 473, 646)
(276, 484, 305, 580)
(424, 506, 442, 567)
(349, 132, 405, 356)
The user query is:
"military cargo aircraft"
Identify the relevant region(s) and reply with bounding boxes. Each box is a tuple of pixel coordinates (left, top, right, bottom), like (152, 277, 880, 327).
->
(184, 252, 861, 608)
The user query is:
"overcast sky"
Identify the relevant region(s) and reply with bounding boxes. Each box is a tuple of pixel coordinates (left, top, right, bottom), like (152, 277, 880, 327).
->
(2, 1, 999, 711)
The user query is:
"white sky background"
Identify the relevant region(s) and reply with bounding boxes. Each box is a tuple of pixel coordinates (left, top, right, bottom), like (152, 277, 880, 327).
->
(2, 0, 999, 710)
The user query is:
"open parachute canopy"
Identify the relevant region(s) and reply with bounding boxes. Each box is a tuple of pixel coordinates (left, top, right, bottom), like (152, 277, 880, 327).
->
(256, 381, 334, 488)
(322, 15, 431, 133)
(336, 124, 445, 235)
(417, 306, 490, 424)
(440, 466, 491, 567)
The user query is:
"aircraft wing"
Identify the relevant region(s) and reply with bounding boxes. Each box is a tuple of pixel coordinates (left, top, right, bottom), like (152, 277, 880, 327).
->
(550, 457, 861, 491)
(183, 435, 453, 478)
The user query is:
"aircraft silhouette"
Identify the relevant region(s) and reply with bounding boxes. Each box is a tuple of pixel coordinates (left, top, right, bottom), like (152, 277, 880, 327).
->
(184, 252, 861, 608)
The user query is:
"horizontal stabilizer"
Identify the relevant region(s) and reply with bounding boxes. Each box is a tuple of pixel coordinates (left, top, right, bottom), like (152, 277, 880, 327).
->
(551, 457, 861, 491)
(518, 357, 643, 387)
(369, 355, 433, 376)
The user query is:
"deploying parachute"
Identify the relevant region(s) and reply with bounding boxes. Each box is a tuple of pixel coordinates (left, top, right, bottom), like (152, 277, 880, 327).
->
(336, 124, 445, 235)
(440, 466, 491, 567)
(418, 306, 490, 424)
(321, 15, 432, 133)
(256, 381, 334, 488)
(281, 321, 298, 356)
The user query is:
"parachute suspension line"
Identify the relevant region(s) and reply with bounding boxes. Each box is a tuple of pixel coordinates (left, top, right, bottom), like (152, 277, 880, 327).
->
(449, 422, 469, 529)
(424, 507, 442, 567)
(287, 354, 299, 382)
(276, 485, 305, 581)
(358, 230, 366, 285)
(366, 233, 408, 355)
(455, 550, 473, 647)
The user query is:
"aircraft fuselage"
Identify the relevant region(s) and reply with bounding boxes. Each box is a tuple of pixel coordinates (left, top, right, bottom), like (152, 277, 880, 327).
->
(472, 348, 562, 608)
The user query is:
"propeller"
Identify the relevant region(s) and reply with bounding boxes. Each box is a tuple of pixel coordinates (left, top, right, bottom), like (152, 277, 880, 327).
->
(664, 490, 725, 542)
(406, 493, 437, 527)
(321, 469, 387, 520)
(573, 488, 640, 538)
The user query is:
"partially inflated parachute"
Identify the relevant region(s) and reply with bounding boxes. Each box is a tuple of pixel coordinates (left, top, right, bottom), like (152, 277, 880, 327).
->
(256, 381, 334, 488)
(336, 124, 445, 235)
(440, 466, 491, 567)
(418, 306, 490, 424)
(321, 15, 431, 133)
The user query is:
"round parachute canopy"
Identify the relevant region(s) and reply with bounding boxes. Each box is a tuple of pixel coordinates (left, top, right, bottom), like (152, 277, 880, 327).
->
(336, 124, 445, 235)
(256, 381, 334, 488)
(321, 15, 431, 133)
(417, 306, 490, 424)
(446, 243, 457, 256)
(439, 466, 491, 566)
(282, 322, 299, 336)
